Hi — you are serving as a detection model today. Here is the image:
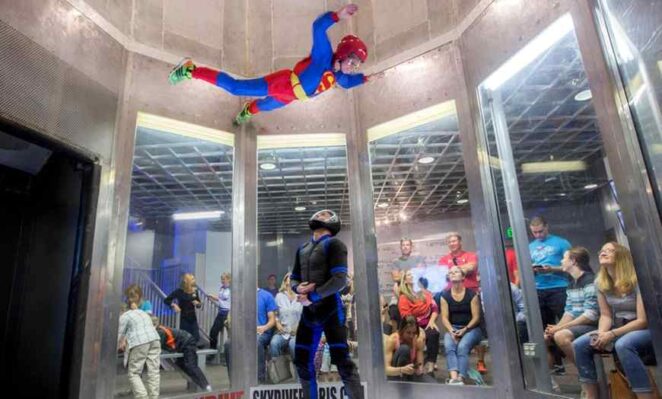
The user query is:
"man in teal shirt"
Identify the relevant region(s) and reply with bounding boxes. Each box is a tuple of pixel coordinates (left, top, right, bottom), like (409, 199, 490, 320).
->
(528, 216, 571, 374)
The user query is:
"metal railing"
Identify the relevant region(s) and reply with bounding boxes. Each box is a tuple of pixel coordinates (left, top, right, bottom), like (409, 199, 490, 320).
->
(123, 268, 180, 329)
(122, 266, 221, 342)
(195, 286, 222, 343)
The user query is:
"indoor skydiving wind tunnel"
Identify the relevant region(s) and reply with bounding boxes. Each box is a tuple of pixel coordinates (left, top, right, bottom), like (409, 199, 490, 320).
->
(1, 1, 662, 399)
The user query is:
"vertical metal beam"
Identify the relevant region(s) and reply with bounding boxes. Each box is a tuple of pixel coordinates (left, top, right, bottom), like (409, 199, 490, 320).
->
(488, 89, 552, 392)
(231, 122, 258, 391)
(453, 43, 526, 398)
(572, 0, 662, 384)
(346, 90, 385, 399)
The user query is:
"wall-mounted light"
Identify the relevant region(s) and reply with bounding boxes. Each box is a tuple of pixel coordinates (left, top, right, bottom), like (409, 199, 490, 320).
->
(483, 14, 574, 90)
(173, 210, 224, 221)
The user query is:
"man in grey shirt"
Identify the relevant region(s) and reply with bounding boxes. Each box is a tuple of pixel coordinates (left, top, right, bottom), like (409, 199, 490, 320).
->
(387, 238, 424, 332)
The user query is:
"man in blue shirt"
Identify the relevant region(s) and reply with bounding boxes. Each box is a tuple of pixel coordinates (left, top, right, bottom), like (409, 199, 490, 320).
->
(528, 216, 571, 374)
(257, 288, 278, 383)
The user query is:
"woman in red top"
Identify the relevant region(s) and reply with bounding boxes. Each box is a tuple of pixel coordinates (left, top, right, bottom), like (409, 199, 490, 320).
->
(398, 270, 440, 375)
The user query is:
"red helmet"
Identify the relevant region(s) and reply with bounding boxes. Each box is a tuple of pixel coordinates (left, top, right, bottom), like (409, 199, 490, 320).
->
(335, 35, 368, 63)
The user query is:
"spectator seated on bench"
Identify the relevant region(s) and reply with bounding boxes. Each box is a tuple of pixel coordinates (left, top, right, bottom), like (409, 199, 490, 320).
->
(573, 243, 659, 399)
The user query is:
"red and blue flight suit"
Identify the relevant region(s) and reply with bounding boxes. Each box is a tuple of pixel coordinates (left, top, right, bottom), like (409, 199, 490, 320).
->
(190, 11, 368, 117)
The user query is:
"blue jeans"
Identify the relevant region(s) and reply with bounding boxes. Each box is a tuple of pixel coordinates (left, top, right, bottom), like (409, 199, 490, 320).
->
(443, 325, 483, 378)
(258, 330, 274, 383)
(574, 329, 654, 393)
(270, 333, 296, 358)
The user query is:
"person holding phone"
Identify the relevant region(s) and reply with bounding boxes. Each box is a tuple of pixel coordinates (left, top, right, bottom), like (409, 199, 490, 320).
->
(383, 315, 434, 382)
(528, 216, 572, 374)
(573, 242, 657, 399)
(438, 266, 482, 386)
(164, 273, 203, 344)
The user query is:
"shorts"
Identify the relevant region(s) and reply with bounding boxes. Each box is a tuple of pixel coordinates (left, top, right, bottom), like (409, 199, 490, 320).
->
(566, 324, 596, 339)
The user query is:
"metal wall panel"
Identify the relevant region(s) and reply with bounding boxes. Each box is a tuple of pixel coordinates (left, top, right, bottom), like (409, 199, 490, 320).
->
(0, 9, 123, 160)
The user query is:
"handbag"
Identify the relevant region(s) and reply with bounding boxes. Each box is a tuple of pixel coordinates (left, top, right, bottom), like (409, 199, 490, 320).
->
(268, 355, 293, 384)
(608, 369, 636, 399)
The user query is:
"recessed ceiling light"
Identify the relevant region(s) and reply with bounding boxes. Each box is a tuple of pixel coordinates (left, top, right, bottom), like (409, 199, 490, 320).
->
(260, 162, 276, 170)
(418, 156, 434, 164)
(384, 219, 391, 225)
(584, 183, 598, 189)
(294, 206, 306, 212)
(457, 199, 469, 204)
(574, 89, 592, 102)
(377, 203, 389, 208)
(399, 212, 408, 221)
(558, 193, 567, 197)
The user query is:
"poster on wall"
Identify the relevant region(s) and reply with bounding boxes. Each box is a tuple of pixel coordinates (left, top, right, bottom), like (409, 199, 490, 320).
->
(249, 382, 367, 399)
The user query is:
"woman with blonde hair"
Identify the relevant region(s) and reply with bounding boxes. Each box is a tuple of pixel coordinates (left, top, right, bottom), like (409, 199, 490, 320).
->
(397, 270, 440, 375)
(164, 273, 203, 344)
(573, 242, 658, 399)
(270, 273, 304, 359)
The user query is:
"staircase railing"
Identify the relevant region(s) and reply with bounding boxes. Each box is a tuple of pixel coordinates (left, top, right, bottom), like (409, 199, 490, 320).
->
(195, 286, 222, 344)
(123, 266, 221, 343)
(125, 268, 180, 329)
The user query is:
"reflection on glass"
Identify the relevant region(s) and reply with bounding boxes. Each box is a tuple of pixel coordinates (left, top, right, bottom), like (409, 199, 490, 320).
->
(599, 0, 662, 215)
(369, 102, 492, 386)
(476, 12, 655, 397)
(116, 123, 233, 397)
(256, 136, 360, 390)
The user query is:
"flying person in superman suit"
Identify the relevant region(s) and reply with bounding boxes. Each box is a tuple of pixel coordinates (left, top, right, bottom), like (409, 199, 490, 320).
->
(168, 4, 379, 125)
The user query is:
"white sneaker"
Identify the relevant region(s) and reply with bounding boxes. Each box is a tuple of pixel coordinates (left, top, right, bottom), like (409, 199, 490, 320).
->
(551, 377, 561, 393)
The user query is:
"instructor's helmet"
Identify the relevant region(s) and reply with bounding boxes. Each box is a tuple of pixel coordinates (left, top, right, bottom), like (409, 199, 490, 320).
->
(308, 210, 341, 236)
(335, 35, 368, 63)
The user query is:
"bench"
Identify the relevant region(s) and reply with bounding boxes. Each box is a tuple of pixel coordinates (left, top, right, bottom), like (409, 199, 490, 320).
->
(160, 349, 218, 391)
(160, 348, 218, 373)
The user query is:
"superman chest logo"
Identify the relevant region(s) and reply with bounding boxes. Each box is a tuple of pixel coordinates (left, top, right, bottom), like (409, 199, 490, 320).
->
(315, 71, 336, 95)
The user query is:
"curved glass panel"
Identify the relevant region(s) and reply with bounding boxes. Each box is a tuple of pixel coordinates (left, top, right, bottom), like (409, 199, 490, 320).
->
(255, 135, 358, 387)
(115, 118, 233, 397)
(368, 101, 494, 387)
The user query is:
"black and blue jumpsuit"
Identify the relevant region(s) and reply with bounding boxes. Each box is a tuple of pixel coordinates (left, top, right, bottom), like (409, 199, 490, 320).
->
(290, 234, 363, 399)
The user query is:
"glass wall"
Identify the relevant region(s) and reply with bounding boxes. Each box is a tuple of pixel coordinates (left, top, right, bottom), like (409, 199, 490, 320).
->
(368, 101, 494, 387)
(598, 0, 662, 216)
(477, 13, 659, 397)
(115, 117, 233, 397)
(255, 134, 357, 385)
